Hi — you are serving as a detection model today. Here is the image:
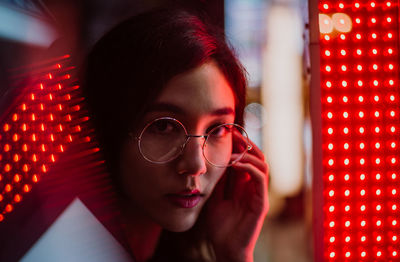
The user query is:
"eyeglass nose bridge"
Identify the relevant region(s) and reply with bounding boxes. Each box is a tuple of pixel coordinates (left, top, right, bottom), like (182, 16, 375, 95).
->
(180, 134, 208, 152)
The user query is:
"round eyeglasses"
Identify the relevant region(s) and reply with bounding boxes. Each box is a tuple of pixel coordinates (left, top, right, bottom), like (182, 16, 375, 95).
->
(130, 117, 252, 168)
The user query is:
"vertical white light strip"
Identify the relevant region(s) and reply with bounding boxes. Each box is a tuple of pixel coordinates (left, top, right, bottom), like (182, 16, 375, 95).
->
(262, 4, 304, 197)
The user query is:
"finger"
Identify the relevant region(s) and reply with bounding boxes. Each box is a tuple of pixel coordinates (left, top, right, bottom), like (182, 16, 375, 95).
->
(231, 162, 268, 200)
(246, 140, 265, 162)
(231, 153, 268, 174)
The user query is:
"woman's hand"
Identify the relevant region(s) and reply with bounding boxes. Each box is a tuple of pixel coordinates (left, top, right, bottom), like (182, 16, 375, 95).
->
(206, 136, 269, 262)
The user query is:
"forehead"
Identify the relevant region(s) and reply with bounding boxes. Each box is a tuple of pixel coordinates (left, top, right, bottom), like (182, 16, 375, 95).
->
(155, 61, 235, 117)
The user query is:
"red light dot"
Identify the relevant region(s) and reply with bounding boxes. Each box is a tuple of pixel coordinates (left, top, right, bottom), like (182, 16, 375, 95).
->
(68, 135, 73, 142)
(345, 252, 350, 257)
(21, 103, 27, 111)
(21, 143, 28, 151)
(58, 124, 63, 132)
(344, 190, 350, 196)
(325, 50, 330, 56)
(339, 3, 344, 8)
(376, 220, 382, 226)
(4, 144, 10, 152)
(344, 158, 350, 165)
(393, 236, 397, 241)
(327, 112, 333, 119)
(12, 134, 19, 142)
(361, 205, 366, 211)
(389, 79, 394, 85)
(373, 64, 378, 70)
(343, 127, 349, 134)
(360, 189, 366, 196)
(32, 154, 37, 162)
(329, 221, 335, 227)
(32, 174, 39, 183)
(340, 34, 345, 40)
(377, 251, 382, 257)
(328, 175, 334, 181)
(358, 96, 364, 102)
(371, 2, 376, 7)
(361, 251, 366, 257)
(344, 205, 350, 212)
(371, 18, 376, 23)
(372, 48, 378, 54)
(42, 164, 47, 173)
(356, 49, 362, 55)
(329, 236, 335, 243)
(0, 214, 3, 222)
(377, 235, 382, 241)
(340, 49, 346, 56)
(388, 48, 393, 54)
(31, 93, 35, 100)
(328, 159, 334, 166)
(12, 114, 18, 122)
(31, 113, 36, 121)
(50, 134, 55, 142)
(361, 235, 366, 241)
(355, 18, 361, 24)
(375, 126, 380, 133)
(344, 143, 349, 150)
(392, 220, 397, 226)
(360, 158, 365, 165)
(376, 158, 381, 164)
(326, 81, 332, 88)
(40, 103, 44, 110)
(355, 2, 360, 8)
(343, 112, 348, 118)
(13, 154, 20, 162)
(376, 205, 382, 211)
(393, 251, 397, 257)
(324, 35, 330, 41)
(326, 96, 332, 103)
(3, 123, 10, 132)
(357, 65, 362, 71)
(329, 252, 335, 258)
(40, 123, 45, 132)
(5, 204, 13, 213)
(373, 80, 379, 86)
(50, 154, 55, 162)
(374, 95, 379, 102)
(356, 34, 361, 39)
(342, 81, 347, 87)
(344, 174, 349, 181)
(14, 174, 21, 183)
(388, 33, 393, 38)
(4, 164, 11, 172)
(341, 65, 347, 71)
(41, 144, 46, 152)
(59, 145, 64, 152)
(392, 189, 397, 195)
(328, 143, 333, 150)
(343, 96, 348, 102)
(391, 142, 396, 148)
(23, 164, 29, 172)
(325, 65, 331, 72)
(329, 205, 334, 212)
(5, 184, 12, 192)
(359, 111, 364, 118)
(376, 173, 381, 180)
(57, 84, 62, 90)
(23, 184, 31, 192)
(14, 194, 21, 202)
(358, 80, 363, 86)
(387, 1, 391, 7)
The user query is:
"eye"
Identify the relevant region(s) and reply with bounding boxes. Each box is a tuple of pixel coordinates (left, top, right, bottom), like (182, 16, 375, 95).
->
(208, 124, 232, 138)
(147, 119, 179, 135)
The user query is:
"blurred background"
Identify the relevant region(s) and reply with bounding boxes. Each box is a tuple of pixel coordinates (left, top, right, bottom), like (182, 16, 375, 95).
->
(0, 0, 312, 261)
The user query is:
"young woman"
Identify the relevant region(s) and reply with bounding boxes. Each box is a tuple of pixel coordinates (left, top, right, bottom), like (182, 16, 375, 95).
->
(82, 7, 268, 262)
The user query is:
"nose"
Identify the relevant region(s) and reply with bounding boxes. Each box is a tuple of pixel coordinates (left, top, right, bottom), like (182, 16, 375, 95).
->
(176, 136, 207, 176)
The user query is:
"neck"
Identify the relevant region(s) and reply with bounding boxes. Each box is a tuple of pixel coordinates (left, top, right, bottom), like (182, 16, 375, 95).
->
(122, 206, 162, 262)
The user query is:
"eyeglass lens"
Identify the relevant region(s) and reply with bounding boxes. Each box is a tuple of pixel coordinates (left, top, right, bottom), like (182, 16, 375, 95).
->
(138, 118, 249, 167)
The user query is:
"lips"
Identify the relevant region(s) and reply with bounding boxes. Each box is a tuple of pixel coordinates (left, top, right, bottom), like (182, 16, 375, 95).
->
(166, 189, 203, 208)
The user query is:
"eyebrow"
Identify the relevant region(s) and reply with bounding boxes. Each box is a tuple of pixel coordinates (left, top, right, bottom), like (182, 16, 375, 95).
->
(146, 102, 235, 116)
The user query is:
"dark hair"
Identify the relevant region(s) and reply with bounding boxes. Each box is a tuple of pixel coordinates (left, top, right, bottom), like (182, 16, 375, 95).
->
(82, 7, 247, 261)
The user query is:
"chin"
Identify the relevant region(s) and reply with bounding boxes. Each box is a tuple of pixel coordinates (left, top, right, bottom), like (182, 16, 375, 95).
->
(160, 212, 199, 232)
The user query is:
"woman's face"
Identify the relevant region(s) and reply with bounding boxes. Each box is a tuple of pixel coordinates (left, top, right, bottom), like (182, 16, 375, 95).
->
(120, 60, 236, 232)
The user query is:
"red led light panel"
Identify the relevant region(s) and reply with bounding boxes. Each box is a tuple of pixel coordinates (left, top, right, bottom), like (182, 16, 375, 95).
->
(0, 55, 90, 223)
(312, 0, 400, 261)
